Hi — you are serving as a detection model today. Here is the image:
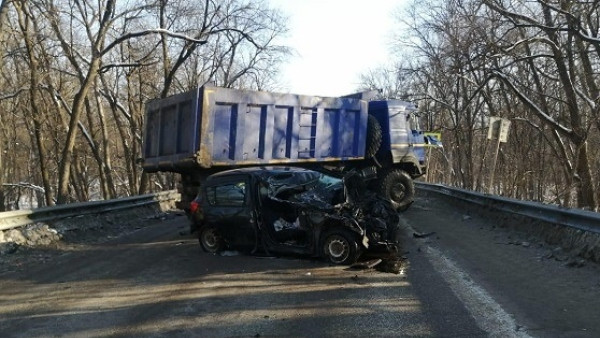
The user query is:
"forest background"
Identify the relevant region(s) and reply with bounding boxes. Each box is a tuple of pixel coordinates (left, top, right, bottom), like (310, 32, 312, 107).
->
(0, 0, 598, 212)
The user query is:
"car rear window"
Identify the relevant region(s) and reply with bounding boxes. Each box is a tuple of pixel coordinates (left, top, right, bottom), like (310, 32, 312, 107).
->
(206, 182, 246, 206)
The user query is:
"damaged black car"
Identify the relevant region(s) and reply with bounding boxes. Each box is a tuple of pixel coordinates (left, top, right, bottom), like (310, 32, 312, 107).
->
(189, 167, 402, 265)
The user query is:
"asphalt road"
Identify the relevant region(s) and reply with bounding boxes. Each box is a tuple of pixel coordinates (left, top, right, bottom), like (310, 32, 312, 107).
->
(1, 193, 598, 337)
(404, 194, 600, 338)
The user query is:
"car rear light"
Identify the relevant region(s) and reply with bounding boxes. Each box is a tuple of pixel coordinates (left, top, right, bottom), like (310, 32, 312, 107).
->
(190, 200, 199, 214)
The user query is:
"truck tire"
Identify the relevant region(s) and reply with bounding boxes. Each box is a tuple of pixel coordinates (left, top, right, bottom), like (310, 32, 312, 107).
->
(365, 115, 382, 158)
(321, 230, 360, 265)
(199, 226, 224, 253)
(378, 169, 415, 211)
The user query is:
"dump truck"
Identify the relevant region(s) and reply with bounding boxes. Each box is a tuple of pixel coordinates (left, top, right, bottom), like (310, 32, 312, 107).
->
(142, 85, 427, 217)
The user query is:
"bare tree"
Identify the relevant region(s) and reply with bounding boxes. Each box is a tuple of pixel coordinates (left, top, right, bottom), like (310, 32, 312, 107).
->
(0, 0, 290, 207)
(0, 0, 13, 210)
(137, 0, 290, 193)
(375, 0, 599, 210)
(483, 0, 597, 209)
(31, 0, 207, 203)
(388, 0, 495, 190)
(13, 0, 56, 206)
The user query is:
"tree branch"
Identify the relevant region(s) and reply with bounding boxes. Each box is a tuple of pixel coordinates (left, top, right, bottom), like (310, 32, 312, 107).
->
(101, 29, 208, 56)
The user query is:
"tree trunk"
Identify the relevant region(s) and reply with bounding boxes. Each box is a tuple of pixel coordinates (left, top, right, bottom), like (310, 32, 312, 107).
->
(95, 87, 117, 199)
(0, 0, 10, 211)
(574, 142, 597, 209)
(15, 0, 55, 206)
(56, 58, 102, 204)
(0, 123, 4, 211)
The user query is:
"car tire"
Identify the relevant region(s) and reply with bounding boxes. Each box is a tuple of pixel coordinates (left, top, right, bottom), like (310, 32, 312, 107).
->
(377, 169, 415, 211)
(365, 115, 382, 158)
(199, 226, 224, 253)
(322, 230, 360, 265)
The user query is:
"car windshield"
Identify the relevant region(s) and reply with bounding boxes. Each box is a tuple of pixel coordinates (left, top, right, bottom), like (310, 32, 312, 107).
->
(316, 173, 341, 188)
(262, 171, 343, 210)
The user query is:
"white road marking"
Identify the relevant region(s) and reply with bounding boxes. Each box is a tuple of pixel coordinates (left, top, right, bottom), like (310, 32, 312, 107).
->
(421, 244, 531, 338)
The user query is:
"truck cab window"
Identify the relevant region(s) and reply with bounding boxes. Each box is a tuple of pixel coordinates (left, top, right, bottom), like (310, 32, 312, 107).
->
(408, 113, 421, 132)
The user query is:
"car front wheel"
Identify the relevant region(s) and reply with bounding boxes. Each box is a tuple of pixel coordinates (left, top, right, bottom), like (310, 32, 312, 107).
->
(322, 231, 360, 265)
(199, 226, 224, 253)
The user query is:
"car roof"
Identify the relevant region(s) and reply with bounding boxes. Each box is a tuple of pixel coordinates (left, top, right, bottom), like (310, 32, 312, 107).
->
(206, 166, 319, 181)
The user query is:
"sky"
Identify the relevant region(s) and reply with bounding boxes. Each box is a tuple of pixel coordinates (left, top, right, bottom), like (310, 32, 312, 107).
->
(268, 0, 404, 97)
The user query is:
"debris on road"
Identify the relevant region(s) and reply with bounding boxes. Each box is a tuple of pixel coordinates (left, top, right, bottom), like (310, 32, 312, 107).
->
(219, 250, 240, 257)
(543, 247, 569, 262)
(503, 240, 532, 247)
(350, 258, 383, 269)
(413, 231, 436, 239)
(565, 258, 586, 268)
(376, 257, 407, 274)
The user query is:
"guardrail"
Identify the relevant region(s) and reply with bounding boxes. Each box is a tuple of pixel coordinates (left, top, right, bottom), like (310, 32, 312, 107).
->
(416, 182, 600, 234)
(0, 190, 180, 231)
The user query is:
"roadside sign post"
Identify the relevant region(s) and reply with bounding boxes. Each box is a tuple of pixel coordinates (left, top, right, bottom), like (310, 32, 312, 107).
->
(487, 117, 511, 194)
(423, 132, 442, 183)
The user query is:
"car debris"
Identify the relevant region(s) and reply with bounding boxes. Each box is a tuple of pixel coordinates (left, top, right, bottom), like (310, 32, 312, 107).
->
(219, 251, 240, 257)
(413, 231, 436, 239)
(190, 167, 404, 266)
(376, 257, 406, 274)
(350, 258, 383, 269)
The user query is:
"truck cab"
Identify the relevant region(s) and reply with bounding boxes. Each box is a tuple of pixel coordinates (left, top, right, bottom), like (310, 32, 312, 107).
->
(366, 100, 427, 211)
(368, 100, 426, 175)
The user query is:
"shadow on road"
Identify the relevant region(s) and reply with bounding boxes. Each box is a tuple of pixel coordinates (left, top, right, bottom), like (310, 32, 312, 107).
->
(0, 211, 484, 337)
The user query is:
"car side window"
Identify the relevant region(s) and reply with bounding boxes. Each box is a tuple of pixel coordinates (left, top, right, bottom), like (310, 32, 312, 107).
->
(206, 181, 246, 206)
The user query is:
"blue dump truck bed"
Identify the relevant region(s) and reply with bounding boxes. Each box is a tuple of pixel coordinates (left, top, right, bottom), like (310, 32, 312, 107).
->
(143, 86, 368, 172)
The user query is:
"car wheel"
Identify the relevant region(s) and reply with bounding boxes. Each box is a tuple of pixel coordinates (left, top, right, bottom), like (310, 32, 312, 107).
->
(378, 169, 415, 211)
(199, 226, 224, 253)
(322, 230, 360, 265)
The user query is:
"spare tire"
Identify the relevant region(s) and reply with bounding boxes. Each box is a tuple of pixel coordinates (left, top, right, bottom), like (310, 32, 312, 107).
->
(377, 169, 415, 211)
(365, 115, 382, 158)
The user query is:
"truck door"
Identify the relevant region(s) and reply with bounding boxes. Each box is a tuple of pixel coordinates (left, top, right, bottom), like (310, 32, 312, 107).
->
(203, 176, 256, 249)
(408, 113, 427, 166)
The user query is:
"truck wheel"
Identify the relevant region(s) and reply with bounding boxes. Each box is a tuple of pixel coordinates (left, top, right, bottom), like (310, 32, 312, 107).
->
(199, 226, 224, 253)
(322, 230, 360, 265)
(365, 115, 382, 158)
(378, 169, 415, 211)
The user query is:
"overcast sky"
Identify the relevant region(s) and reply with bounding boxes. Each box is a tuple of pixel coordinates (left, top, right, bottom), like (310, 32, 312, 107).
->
(268, 0, 404, 97)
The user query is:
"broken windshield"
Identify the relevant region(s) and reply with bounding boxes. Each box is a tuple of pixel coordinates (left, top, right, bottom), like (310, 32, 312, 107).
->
(264, 172, 343, 210)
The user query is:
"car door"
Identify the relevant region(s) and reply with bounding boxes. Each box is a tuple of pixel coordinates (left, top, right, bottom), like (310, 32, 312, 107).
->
(202, 175, 256, 249)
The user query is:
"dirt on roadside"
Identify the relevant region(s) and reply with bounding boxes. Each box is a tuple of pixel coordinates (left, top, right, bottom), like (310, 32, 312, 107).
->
(0, 207, 183, 275)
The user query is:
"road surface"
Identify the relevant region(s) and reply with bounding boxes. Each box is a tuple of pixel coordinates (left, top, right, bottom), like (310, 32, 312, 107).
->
(1, 194, 598, 337)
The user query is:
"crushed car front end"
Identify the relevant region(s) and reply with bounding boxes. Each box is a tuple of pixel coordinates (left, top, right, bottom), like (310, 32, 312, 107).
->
(263, 167, 403, 260)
